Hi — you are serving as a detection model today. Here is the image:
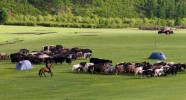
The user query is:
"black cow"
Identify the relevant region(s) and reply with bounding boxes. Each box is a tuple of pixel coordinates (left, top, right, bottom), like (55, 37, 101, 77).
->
(82, 49, 92, 53)
(45, 57, 54, 64)
(25, 54, 41, 64)
(90, 58, 112, 64)
(65, 57, 72, 65)
(88, 63, 112, 74)
(10, 53, 25, 63)
(56, 45, 63, 50)
(141, 69, 155, 78)
(53, 54, 67, 64)
(164, 66, 177, 76)
(19, 49, 29, 55)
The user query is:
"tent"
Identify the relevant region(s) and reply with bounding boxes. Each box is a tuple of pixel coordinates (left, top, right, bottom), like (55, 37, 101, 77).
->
(16, 60, 33, 70)
(148, 52, 166, 60)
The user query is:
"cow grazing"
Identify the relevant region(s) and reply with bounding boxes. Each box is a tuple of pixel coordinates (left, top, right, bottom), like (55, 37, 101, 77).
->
(65, 58, 72, 65)
(135, 66, 143, 76)
(141, 69, 155, 78)
(19, 49, 29, 55)
(90, 58, 112, 64)
(53, 54, 67, 64)
(76, 51, 83, 59)
(25, 54, 41, 64)
(88, 63, 113, 74)
(154, 68, 165, 77)
(72, 62, 86, 73)
(10, 53, 25, 63)
(164, 66, 178, 76)
(115, 63, 126, 75)
(0, 53, 9, 61)
(84, 52, 92, 59)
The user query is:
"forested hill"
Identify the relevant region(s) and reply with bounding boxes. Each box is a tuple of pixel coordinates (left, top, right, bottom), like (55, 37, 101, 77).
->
(0, 0, 140, 18)
(0, 0, 186, 28)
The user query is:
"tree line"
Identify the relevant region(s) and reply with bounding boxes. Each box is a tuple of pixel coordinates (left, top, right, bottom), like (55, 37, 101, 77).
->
(0, 0, 186, 28)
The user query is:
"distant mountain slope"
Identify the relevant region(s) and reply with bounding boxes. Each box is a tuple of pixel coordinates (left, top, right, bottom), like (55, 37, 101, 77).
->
(0, 0, 41, 16)
(1, 0, 186, 28)
(1, 0, 186, 19)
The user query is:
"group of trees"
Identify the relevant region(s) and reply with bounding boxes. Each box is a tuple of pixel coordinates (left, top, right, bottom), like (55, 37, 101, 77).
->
(140, 0, 186, 19)
(1, 0, 186, 28)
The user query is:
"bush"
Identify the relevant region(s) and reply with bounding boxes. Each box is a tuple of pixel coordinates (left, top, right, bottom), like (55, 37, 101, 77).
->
(37, 15, 44, 22)
(6, 14, 181, 28)
(175, 17, 182, 26)
(5, 21, 37, 26)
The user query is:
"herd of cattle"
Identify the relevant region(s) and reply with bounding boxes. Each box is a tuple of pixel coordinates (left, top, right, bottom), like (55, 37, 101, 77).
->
(0, 45, 92, 65)
(72, 58, 186, 78)
(1, 45, 186, 78)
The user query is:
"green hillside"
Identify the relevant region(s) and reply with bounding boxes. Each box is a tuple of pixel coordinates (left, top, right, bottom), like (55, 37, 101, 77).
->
(1, 0, 186, 28)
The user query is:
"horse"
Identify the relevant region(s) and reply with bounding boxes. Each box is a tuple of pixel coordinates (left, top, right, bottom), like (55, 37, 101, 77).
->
(38, 64, 54, 77)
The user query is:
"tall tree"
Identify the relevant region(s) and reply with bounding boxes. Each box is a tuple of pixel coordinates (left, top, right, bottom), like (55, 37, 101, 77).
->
(0, 9, 8, 24)
(166, 0, 175, 19)
(183, 1, 186, 17)
(157, 0, 166, 19)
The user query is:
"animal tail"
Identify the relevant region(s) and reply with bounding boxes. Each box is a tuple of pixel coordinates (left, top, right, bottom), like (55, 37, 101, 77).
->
(39, 69, 42, 76)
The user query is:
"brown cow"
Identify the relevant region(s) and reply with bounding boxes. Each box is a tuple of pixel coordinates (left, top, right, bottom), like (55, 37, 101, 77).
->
(76, 51, 83, 59)
(0, 53, 9, 61)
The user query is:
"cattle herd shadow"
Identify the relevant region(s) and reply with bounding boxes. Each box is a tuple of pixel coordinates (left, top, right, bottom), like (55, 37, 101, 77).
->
(79, 34, 98, 36)
(4, 67, 15, 70)
(8, 32, 57, 35)
(73, 31, 100, 36)
(18, 75, 43, 79)
(0, 38, 24, 46)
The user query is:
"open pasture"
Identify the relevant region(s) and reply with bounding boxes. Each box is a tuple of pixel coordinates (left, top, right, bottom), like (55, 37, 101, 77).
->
(1, 25, 186, 100)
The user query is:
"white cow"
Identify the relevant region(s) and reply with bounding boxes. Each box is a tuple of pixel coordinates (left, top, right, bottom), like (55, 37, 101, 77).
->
(72, 64, 82, 72)
(154, 66, 165, 77)
(135, 66, 143, 76)
(83, 63, 94, 72)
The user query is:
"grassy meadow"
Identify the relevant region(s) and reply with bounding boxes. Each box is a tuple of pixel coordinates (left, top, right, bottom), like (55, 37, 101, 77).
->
(1, 25, 186, 100)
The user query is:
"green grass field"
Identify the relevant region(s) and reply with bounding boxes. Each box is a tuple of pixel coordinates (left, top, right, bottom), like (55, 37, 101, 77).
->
(1, 25, 186, 100)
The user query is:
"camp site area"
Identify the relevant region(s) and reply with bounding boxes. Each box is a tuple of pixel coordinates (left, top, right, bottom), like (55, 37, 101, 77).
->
(1, 26, 186, 100)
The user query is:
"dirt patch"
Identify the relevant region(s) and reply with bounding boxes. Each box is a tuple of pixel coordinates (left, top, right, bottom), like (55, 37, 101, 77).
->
(35, 30, 48, 31)
(35, 32, 57, 35)
(79, 32, 101, 33)
(9, 32, 57, 35)
(12, 32, 36, 34)
(79, 34, 98, 36)
(0, 38, 24, 46)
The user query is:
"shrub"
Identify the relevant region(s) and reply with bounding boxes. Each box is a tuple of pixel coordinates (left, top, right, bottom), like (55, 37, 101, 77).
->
(175, 17, 182, 26)
(37, 15, 44, 22)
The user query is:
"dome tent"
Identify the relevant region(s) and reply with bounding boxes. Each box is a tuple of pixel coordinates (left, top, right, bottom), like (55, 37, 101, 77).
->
(16, 60, 33, 70)
(148, 52, 166, 60)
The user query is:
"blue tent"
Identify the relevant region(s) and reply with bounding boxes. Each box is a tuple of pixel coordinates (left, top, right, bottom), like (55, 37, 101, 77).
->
(148, 52, 166, 60)
(16, 60, 33, 70)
